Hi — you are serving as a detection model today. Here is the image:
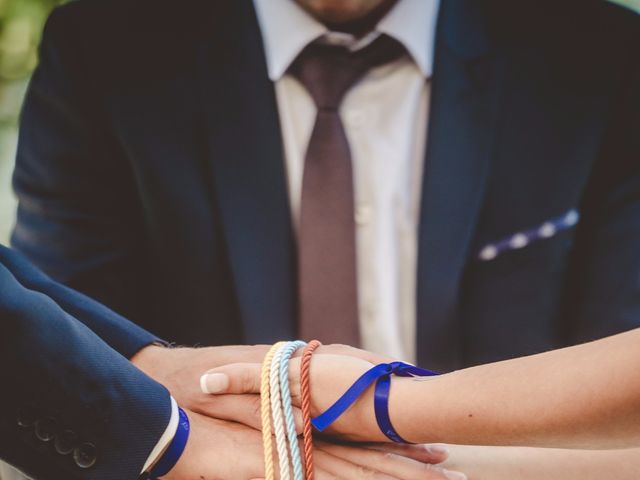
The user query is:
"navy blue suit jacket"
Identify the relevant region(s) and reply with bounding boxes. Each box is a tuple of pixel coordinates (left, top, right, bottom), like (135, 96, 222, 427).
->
(12, 0, 640, 370)
(0, 246, 170, 479)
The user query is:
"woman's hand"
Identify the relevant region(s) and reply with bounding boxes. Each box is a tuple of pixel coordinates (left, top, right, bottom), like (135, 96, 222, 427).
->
(200, 347, 390, 441)
(134, 343, 393, 434)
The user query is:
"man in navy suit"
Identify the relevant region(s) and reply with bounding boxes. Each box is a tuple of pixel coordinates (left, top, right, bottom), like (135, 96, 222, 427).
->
(11, 0, 640, 372)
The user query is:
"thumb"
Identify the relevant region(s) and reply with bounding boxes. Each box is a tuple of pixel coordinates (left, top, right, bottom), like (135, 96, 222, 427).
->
(200, 362, 262, 395)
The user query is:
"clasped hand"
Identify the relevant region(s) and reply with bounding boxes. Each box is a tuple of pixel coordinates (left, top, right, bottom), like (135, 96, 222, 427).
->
(132, 344, 465, 479)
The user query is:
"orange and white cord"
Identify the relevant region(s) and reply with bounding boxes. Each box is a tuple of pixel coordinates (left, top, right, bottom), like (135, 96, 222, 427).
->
(261, 341, 286, 480)
(300, 340, 322, 480)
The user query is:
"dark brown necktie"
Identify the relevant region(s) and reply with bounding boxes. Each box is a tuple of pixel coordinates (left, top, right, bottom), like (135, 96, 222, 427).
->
(289, 35, 406, 345)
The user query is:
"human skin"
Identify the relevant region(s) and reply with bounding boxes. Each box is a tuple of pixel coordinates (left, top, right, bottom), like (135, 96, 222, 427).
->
(202, 329, 640, 449)
(163, 410, 461, 480)
(368, 444, 640, 480)
(439, 445, 640, 480)
(392, 328, 640, 449)
(131, 344, 464, 480)
(131, 343, 393, 431)
(294, 0, 393, 24)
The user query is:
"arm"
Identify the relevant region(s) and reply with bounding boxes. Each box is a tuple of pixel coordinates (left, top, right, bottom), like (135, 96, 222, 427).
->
(0, 245, 158, 359)
(0, 262, 171, 479)
(391, 329, 640, 448)
(204, 330, 640, 449)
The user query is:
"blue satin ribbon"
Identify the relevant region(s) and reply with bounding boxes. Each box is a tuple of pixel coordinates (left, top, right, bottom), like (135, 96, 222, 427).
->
(311, 362, 438, 442)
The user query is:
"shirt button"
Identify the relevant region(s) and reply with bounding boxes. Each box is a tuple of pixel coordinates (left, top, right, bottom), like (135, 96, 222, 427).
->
(74, 442, 97, 469)
(55, 429, 78, 455)
(355, 205, 372, 226)
(35, 417, 58, 442)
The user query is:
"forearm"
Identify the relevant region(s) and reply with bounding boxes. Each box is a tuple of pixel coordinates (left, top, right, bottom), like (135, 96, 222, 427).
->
(393, 329, 640, 448)
(441, 445, 640, 480)
(0, 245, 159, 359)
(0, 264, 172, 479)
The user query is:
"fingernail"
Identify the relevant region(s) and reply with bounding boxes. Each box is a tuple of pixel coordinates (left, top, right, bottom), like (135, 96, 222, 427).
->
(443, 470, 467, 480)
(426, 444, 450, 455)
(200, 373, 229, 394)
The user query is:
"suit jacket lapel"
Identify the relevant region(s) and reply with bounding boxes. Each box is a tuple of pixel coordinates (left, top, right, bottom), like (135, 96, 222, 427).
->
(196, 0, 296, 343)
(417, 0, 506, 370)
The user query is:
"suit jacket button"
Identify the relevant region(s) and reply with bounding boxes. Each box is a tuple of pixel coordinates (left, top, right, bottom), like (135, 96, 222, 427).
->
(16, 407, 37, 429)
(54, 430, 78, 455)
(73, 443, 97, 469)
(35, 417, 58, 442)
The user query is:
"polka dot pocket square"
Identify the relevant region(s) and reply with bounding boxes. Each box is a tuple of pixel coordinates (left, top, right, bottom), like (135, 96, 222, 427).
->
(477, 209, 580, 262)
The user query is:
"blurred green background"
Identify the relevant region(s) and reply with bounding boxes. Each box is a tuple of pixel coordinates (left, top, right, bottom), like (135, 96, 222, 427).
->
(0, 0, 65, 245)
(0, 0, 638, 246)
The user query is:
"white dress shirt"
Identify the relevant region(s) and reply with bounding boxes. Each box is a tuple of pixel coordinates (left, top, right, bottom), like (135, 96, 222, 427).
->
(254, 0, 440, 362)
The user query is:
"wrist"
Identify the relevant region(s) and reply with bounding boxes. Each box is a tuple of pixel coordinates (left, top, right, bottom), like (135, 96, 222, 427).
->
(390, 374, 444, 444)
(312, 382, 382, 440)
(308, 360, 383, 441)
(388, 376, 417, 442)
(132, 345, 191, 383)
(131, 344, 168, 376)
(355, 385, 388, 441)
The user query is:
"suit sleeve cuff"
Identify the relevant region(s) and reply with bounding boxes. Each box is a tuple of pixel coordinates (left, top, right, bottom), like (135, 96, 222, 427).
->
(141, 396, 179, 474)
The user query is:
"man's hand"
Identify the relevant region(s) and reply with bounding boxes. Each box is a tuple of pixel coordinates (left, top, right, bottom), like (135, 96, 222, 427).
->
(132, 343, 391, 431)
(163, 410, 466, 480)
(132, 344, 271, 430)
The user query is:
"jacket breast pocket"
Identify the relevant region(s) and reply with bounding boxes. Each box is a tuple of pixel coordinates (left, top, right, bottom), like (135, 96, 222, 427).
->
(476, 209, 579, 260)
(470, 209, 579, 277)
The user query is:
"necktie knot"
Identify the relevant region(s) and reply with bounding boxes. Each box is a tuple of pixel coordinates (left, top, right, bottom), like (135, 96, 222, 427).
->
(289, 34, 406, 110)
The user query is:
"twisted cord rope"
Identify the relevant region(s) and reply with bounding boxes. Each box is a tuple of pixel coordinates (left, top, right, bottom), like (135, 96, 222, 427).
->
(279, 341, 307, 480)
(271, 344, 292, 480)
(300, 340, 322, 480)
(261, 342, 286, 480)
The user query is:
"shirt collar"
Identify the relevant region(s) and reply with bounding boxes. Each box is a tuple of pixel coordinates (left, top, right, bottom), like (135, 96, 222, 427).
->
(253, 0, 440, 81)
